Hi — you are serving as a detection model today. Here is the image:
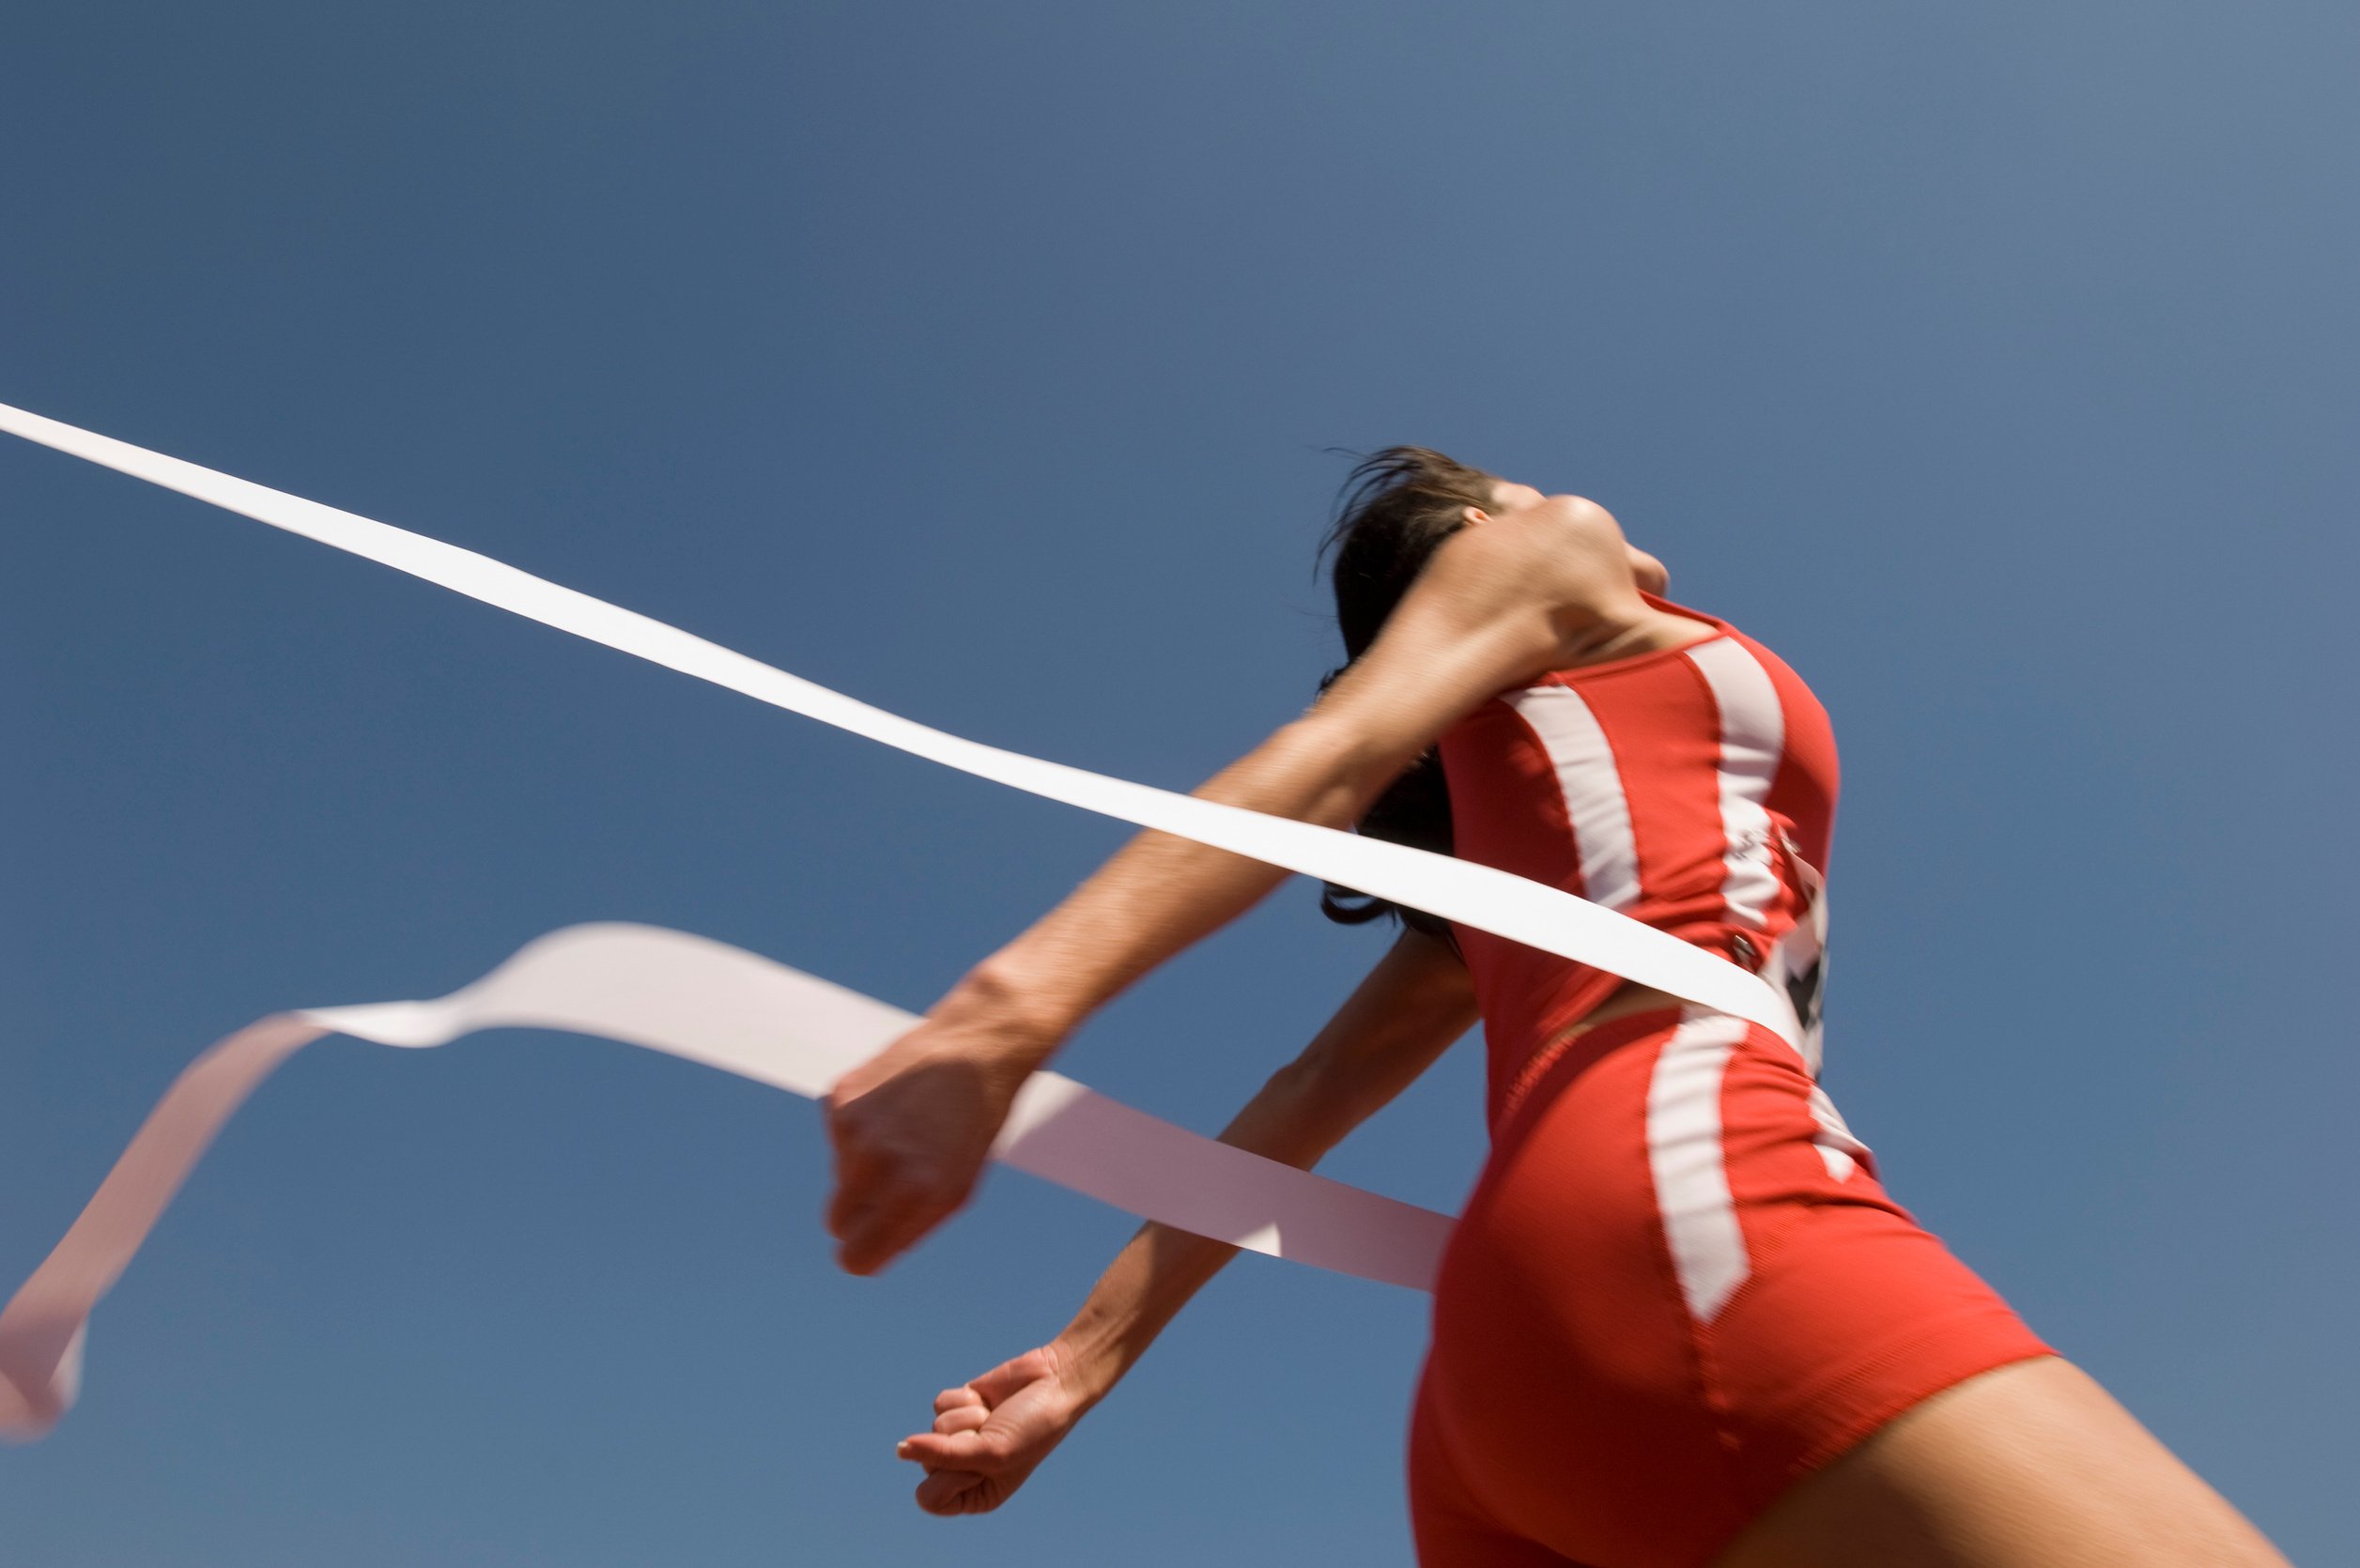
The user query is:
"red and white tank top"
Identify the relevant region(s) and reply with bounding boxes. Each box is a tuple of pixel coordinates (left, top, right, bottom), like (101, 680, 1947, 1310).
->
(1438, 596, 1838, 1121)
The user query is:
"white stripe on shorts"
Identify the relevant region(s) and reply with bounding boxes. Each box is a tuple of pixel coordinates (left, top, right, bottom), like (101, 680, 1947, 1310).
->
(1807, 1084, 1871, 1182)
(1646, 1008, 1751, 1321)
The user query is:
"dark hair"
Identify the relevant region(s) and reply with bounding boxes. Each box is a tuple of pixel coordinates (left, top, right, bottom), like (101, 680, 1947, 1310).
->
(1316, 446, 1498, 939)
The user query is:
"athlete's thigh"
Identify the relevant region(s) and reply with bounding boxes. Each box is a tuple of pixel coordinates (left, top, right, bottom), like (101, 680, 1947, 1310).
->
(1711, 1357, 2291, 1568)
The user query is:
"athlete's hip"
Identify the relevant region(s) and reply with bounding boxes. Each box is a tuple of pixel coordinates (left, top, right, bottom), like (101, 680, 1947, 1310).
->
(1412, 1007, 2047, 1567)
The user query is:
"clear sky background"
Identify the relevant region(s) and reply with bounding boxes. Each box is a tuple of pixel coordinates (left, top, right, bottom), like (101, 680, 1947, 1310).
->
(3, 4, 2353, 1563)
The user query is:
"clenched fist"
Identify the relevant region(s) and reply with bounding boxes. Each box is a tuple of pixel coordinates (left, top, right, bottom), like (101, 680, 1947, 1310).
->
(896, 1345, 1095, 1515)
(822, 992, 1053, 1274)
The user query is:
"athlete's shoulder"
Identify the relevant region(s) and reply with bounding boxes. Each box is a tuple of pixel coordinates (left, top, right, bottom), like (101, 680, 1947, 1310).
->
(1646, 595, 1810, 681)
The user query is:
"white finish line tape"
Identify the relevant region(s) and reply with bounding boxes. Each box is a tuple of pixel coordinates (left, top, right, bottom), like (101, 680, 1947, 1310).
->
(0, 924, 1456, 1438)
(0, 401, 1797, 1038)
(0, 400, 1798, 1437)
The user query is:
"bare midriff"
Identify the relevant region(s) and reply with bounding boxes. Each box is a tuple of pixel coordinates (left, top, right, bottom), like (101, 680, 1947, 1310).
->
(1569, 979, 1686, 1037)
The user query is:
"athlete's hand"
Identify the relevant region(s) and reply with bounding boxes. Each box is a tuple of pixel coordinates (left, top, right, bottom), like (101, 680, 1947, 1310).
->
(896, 1345, 1095, 1515)
(823, 996, 1051, 1274)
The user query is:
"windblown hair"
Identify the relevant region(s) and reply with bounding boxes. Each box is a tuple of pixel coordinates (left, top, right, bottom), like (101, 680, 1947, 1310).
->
(1316, 446, 1499, 940)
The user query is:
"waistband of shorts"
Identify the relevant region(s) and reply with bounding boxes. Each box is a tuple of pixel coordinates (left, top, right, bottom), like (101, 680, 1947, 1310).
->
(1490, 1005, 1697, 1134)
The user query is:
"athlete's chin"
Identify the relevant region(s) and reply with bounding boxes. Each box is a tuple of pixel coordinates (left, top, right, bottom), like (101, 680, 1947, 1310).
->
(1628, 547, 1670, 595)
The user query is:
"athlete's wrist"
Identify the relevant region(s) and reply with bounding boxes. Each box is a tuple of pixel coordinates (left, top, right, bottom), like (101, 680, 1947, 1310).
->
(933, 956, 1074, 1072)
(1042, 1324, 1128, 1408)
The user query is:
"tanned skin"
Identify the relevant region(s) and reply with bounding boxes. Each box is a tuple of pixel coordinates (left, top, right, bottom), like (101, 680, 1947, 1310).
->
(826, 484, 2291, 1566)
(822, 484, 1676, 1275)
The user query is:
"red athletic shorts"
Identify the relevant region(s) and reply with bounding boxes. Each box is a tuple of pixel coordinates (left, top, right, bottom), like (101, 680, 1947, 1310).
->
(1410, 1007, 2052, 1568)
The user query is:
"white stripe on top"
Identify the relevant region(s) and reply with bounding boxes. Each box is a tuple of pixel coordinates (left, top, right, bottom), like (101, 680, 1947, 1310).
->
(1505, 685, 1642, 910)
(1684, 638, 1786, 929)
(1646, 1008, 1752, 1320)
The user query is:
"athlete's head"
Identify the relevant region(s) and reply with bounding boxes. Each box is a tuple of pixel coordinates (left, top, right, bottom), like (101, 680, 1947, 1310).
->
(1322, 447, 1499, 662)
(1310, 448, 1494, 935)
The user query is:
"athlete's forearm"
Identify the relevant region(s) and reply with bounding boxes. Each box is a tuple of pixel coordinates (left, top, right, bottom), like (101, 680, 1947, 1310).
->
(930, 518, 1632, 1070)
(1044, 932, 1475, 1404)
(942, 550, 1643, 1069)
(1048, 1070, 1363, 1403)
(943, 712, 1425, 1061)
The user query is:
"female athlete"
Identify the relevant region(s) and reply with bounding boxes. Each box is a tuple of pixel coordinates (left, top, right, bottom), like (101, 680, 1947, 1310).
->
(824, 449, 2289, 1566)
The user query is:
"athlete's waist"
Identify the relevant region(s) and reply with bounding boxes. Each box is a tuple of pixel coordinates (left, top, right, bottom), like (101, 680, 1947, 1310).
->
(1472, 914, 1810, 1122)
(1486, 982, 1679, 1125)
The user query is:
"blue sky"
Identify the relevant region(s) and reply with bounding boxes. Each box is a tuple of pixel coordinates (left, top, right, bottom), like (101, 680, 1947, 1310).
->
(3, 3, 2353, 1562)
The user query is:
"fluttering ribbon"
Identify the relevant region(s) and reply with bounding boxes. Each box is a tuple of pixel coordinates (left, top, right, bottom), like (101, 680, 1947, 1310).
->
(0, 400, 1798, 1437)
(0, 923, 1457, 1437)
